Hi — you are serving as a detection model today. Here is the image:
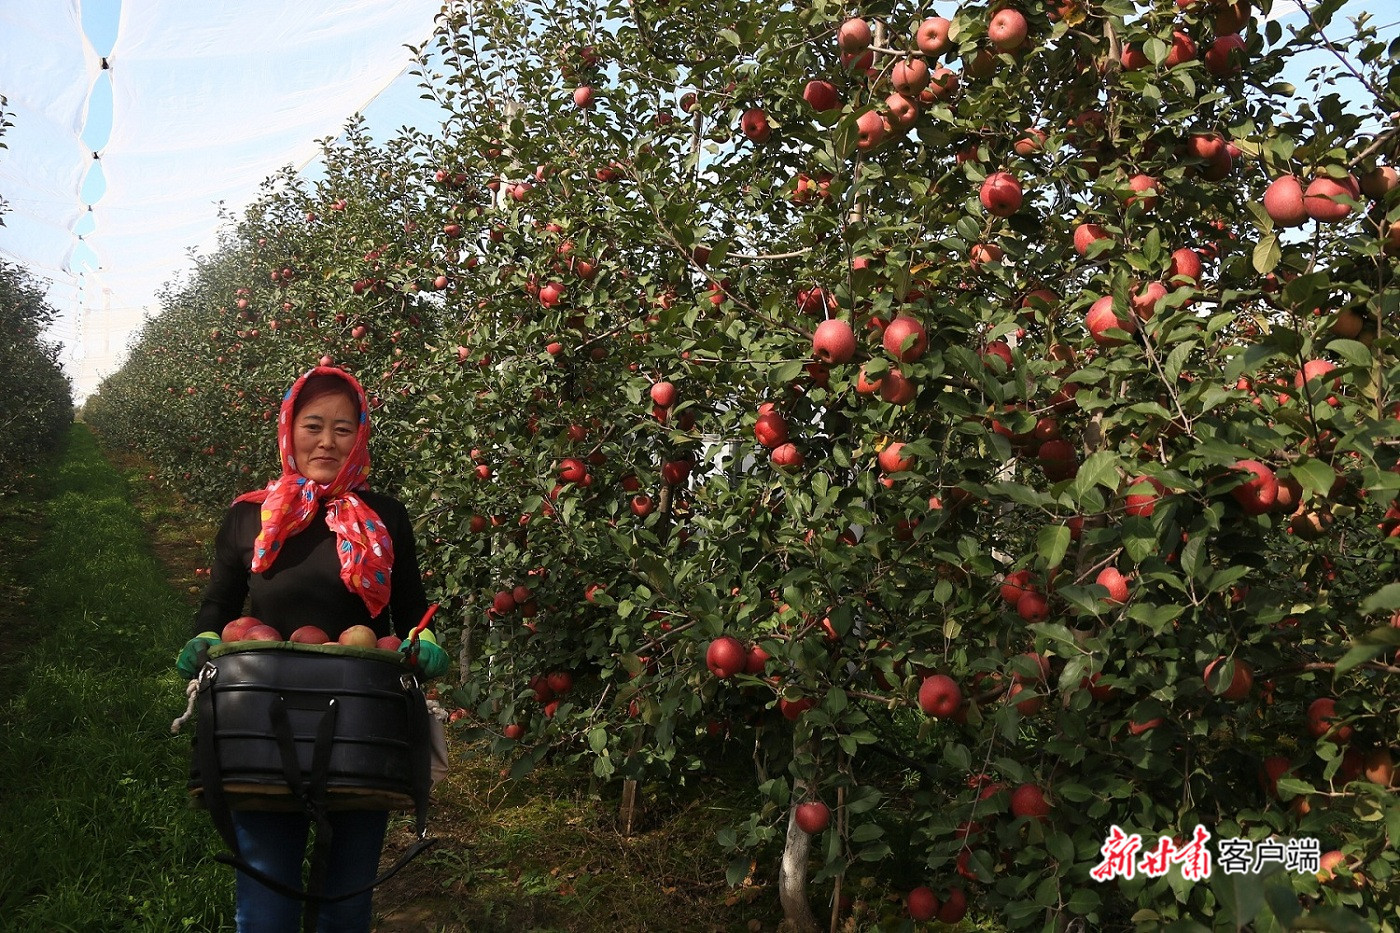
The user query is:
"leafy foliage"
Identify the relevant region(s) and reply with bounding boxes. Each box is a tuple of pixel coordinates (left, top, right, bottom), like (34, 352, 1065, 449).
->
(85, 1, 1399, 929)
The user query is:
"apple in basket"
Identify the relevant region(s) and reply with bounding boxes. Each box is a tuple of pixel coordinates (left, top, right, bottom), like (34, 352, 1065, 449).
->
(376, 635, 402, 651)
(243, 624, 282, 641)
(289, 625, 330, 644)
(222, 616, 265, 641)
(338, 625, 378, 648)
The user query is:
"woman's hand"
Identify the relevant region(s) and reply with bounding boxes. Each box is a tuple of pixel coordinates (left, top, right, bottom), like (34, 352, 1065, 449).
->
(400, 633, 450, 679)
(176, 632, 221, 679)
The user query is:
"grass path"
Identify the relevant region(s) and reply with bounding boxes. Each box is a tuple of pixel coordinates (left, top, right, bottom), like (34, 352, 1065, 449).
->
(0, 424, 232, 931)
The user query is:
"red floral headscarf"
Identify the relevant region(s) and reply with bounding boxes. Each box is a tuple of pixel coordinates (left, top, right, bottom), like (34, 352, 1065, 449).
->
(233, 365, 395, 616)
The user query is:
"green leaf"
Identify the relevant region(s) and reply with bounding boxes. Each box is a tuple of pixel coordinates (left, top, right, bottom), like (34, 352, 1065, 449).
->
(725, 855, 749, 886)
(1253, 233, 1280, 274)
(1072, 451, 1120, 500)
(1065, 887, 1101, 915)
(1274, 776, 1315, 799)
(1209, 863, 1270, 927)
(1289, 457, 1338, 499)
(1037, 524, 1071, 568)
(1261, 872, 1303, 925)
(1360, 583, 1400, 614)
(1290, 906, 1381, 933)
(1335, 625, 1400, 674)
(1326, 338, 1372, 369)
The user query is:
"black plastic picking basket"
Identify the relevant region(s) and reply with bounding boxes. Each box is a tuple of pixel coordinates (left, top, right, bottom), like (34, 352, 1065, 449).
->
(185, 640, 438, 924)
(188, 641, 428, 812)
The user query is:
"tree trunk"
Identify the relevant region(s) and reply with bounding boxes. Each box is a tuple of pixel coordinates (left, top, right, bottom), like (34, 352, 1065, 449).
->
(777, 806, 821, 933)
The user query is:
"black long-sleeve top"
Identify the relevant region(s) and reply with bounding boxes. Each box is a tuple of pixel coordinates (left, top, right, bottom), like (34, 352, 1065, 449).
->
(194, 490, 429, 641)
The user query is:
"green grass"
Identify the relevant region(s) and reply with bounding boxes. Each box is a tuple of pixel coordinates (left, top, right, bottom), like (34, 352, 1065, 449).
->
(0, 425, 232, 932)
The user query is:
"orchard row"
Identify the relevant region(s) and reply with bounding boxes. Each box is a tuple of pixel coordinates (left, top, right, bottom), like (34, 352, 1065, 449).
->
(84, 2, 1398, 929)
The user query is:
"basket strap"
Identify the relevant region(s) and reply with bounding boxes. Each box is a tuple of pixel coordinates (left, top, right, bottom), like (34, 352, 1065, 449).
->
(203, 684, 438, 906)
(405, 686, 433, 838)
(195, 680, 240, 857)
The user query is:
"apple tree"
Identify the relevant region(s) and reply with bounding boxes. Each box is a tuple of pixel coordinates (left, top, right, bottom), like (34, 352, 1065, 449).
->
(82, 0, 1400, 929)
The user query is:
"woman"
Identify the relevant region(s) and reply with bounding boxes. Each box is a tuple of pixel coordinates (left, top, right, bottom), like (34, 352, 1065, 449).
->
(178, 364, 447, 932)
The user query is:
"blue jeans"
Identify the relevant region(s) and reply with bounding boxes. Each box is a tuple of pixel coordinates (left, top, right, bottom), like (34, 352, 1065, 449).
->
(231, 808, 389, 933)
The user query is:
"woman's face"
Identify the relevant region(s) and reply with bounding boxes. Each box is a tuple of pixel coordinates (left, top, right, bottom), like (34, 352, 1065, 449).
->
(293, 390, 358, 484)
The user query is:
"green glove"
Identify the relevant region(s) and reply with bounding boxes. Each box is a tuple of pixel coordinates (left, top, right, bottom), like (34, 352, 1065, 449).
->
(401, 636, 450, 679)
(177, 633, 221, 679)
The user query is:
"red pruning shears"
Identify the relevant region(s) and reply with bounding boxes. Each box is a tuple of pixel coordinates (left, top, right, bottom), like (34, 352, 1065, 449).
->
(403, 603, 438, 666)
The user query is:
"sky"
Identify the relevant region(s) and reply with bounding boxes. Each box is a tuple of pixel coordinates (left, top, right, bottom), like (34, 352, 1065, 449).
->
(0, 0, 1393, 402)
(0, 0, 448, 401)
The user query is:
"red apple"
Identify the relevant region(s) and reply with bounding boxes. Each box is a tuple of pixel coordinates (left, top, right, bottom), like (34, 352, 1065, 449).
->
(1205, 33, 1246, 76)
(558, 458, 588, 484)
(1000, 569, 1036, 606)
(770, 442, 805, 470)
(779, 695, 815, 720)
(980, 171, 1023, 216)
(753, 410, 789, 448)
(878, 442, 914, 474)
(855, 109, 885, 150)
(503, 723, 524, 740)
(338, 624, 377, 648)
(1123, 476, 1166, 517)
(1168, 247, 1203, 285)
(938, 888, 968, 923)
(1096, 567, 1131, 604)
(1204, 656, 1253, 700)
(988, 8, 1028, 50)
(795, 801, 831, 834)
(244, 624, 282, 642)
(1306, 697, 1352, 742)
(706, 636, 746, 678)
(882, 316, 927, 362)
(1037, 439, 1078, 481)
(1165, 30, 1197, 67)
(1125, 173, 1159, 210)
(538, 281, 565, 307)
(1074, 222, 1111, 255)
(222, 616, 263, 641)
(1229, 459, 1278, 515)
(802, 79, 840, 112)
(1121, 44, 1149, 70)
(1010, 783, 1050, 820)
(907, 886, 938, 921)
(572, 85, 595, 108)
(740, 107, 771, 143)
(924, 66, 960, 101)
(1016, 590, 1050, 623)
(918, 674, 962, 717)
(1304, 174, 1360, 222)
(891, 58, 930, 96)
(1360, 165, 1399, 199)
(650, 381, 677, 407)
(376, 635, 402, 651)
(1086, 295, 1136, 346)
(884, 92, 920, 132)
(915, 17, 952, 57)
(1263, 175, 1308, 226)
(290, 625, 330, 645)
(1132, 281, 1168, 321)
(1186, 133, 1227, 162)
(837, 17, 871, 54)
(812, 318, 856, 364)
(744, 644, 771, 675)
